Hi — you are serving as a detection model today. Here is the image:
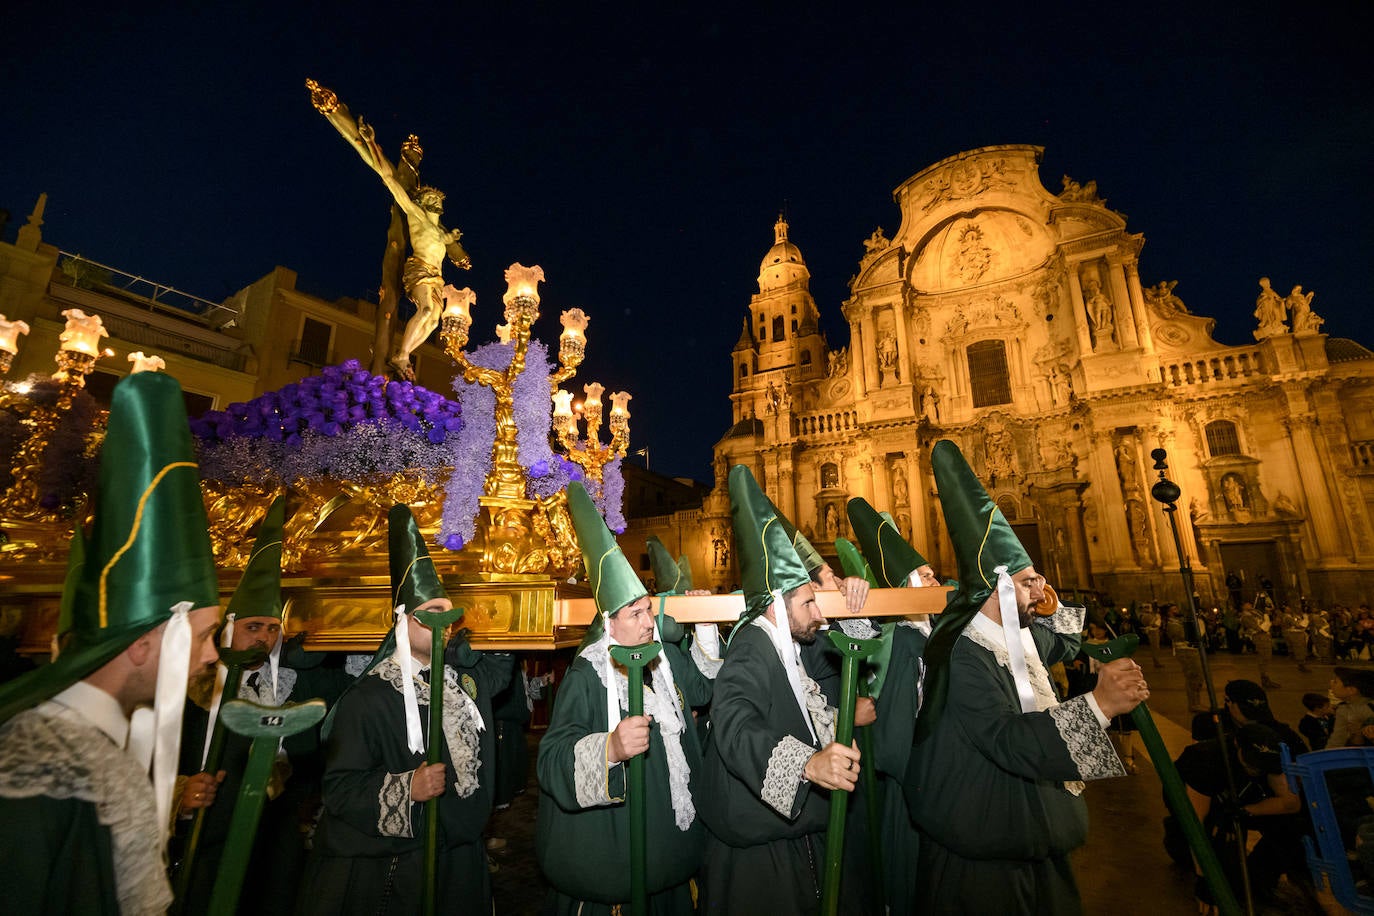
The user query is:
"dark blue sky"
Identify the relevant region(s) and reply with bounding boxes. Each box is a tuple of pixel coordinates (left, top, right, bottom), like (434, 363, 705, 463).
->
(3, 3, 1369, 481)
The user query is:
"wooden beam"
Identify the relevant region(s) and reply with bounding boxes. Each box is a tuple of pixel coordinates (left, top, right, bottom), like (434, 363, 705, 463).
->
(554, 586, 951, 626)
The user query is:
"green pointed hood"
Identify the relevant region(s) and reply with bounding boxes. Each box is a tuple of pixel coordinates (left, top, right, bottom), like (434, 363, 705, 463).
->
(728, 465, 811, 621)
(647, 535, 693, 595)
(773, 510, 825, 576)
(226, 496, 286, 621)
(912, 439, 1032, 746)
(834, 537, 878, 588)
(0, 372, 219, 725)
(931, 439, 1032, 591)
(388, 503, 449, 613)
(569, 481, 647, 621)
(847, 497, 928, 588)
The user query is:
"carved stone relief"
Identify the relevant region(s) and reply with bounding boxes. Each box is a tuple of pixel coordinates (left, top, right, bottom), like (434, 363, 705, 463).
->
(921, 157, 1015, 212)
(1080, 261, 1117, 350)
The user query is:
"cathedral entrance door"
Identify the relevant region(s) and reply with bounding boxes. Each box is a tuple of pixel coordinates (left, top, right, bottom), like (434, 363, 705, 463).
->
(1217, 540, 1282, 606)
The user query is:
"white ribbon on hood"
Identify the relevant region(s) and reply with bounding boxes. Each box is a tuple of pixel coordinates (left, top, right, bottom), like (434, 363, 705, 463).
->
(392, 605, 425, 755)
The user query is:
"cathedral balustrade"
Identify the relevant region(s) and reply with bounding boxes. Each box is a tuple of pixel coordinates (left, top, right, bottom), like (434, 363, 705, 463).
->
(792, 409, 860, 438)
(1352, 441, 1374, 473)
(1158, 347, 1266, 389)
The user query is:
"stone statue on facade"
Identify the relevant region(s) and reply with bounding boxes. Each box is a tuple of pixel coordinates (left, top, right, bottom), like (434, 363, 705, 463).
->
(1222, 473, 1248, 511)
(891, 463, 909, 506)
(863, 226, 889, 253)
(921, 385, 941, 423)
(1144, 280, 1190, 315)
(985, 425, 1019, 479)
(1083, 274, 1116, 348)
(826, 347, 849, 378)
(1273, 491, 1300, 517)
(307, 80, 471, 379)
(1253, 277, 1289, 339)
(1286, 285, 1323, 336)
(1059, 174, 1103, 204)
(877, 331, 899, 383)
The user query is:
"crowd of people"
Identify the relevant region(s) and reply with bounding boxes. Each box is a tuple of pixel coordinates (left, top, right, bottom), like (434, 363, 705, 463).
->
(1, 368, 1365, 914)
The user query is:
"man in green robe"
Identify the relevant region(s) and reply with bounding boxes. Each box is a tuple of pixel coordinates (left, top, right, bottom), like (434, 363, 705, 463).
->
(301, 504, 512, 915)
(175, 495, 352, 915)
(535, 484, 717, 915)
(904, 441, 1147, 914)
(845, 497, 945, 916)
(697, 466, 863, 915)
(0, 372, 224, 915)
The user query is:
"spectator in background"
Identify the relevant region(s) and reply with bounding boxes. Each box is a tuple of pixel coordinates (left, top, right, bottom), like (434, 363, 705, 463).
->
(1328, 668, 1374, 748)
(1299, 693, 1335, 751)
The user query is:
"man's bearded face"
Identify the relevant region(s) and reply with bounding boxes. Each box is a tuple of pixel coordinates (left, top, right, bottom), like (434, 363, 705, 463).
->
(784, 584, 824, 644)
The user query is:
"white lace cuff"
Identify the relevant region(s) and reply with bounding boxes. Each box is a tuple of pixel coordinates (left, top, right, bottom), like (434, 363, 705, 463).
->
(573, 732, 621, 808)
(837, 617, 879, 639)
(691, 625, 723, 678)
(377, 770, 414, 838)
(1048, 695, 1126, 782)
(761, 735, 813, 817)
(1038, 602, 1086, 635)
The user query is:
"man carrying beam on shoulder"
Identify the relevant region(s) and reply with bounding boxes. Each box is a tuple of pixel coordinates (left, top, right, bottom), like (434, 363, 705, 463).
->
(175, 495, 352, 915)
(697, 466, 865, 915)
(845, 496, 944, 916)
(904, 440, 1147, 914)
(301, 504, 512, 915)
(535, 483, 716, 915)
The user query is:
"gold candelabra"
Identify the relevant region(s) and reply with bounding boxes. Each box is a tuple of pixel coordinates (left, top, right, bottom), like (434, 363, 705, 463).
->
(438, 264, 609, 499)
(552, 382, 631, 484)
(0, 313, 30, 375)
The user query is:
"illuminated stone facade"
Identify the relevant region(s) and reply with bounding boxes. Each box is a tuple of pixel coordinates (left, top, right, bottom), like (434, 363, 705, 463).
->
(639, 145, 1374, 608)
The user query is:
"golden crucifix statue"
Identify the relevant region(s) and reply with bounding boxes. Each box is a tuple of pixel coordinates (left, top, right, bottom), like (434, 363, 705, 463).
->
(307, 79, 471, 378)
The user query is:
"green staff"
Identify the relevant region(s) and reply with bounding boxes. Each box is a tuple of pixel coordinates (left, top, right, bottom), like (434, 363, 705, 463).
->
(207, 698, 327, 916)
(172, 645, 267, 915)
(821, 629, 882, 916)
(608, 640, 663, 916)
(413, 605, 467, 916)
(1081, 634, 1240, 916)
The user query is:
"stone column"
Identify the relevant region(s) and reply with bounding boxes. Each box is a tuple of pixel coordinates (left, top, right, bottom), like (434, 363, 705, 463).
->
(1124, 260, 1155, 352)
(859, 458, 876, 504)
(852, 320, 868, 398)
(1107, 259, 1139, 349)
(1066, 267, 1094, 354)
(893, 304, 910, 387)
(861, 312, 880, 393)
(1064, 494, 1093, 588)
(1285, 411, 1350, 560)
(777, 459, 796, 526)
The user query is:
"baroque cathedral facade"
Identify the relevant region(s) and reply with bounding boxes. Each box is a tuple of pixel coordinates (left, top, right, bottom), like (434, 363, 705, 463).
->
(624, 144, 1374, 609)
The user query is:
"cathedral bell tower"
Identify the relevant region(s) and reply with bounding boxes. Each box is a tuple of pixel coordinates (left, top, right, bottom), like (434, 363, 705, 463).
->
(730, 216, 825, 422)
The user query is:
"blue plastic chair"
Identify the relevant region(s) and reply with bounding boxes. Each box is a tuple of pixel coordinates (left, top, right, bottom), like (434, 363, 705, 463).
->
(1283, 745, 1374, 914)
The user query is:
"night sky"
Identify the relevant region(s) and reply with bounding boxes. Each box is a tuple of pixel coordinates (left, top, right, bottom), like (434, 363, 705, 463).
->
(4, 3, 1370, 482)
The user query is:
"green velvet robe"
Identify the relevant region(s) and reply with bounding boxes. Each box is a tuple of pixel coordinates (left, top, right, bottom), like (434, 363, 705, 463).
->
(904, 616, 1120, 915)
(536, 640, 713, 915)
(699, 621, 868, 916)
(0, 702, 170, 915)
(301, 646, 512, 916)
(869, 622, 927, 916)
(175, 659, 352, 915)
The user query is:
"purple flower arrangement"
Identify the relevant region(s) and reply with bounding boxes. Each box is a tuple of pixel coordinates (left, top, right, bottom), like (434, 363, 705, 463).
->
(187, 350, 627, 552)
(191, 360, 463, 485)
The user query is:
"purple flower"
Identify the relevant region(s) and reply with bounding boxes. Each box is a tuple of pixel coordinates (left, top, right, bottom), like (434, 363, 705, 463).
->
(443, 533, 464, 551)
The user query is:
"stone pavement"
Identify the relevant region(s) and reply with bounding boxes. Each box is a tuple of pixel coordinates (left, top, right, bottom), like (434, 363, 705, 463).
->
(488, 647, 1355, 914)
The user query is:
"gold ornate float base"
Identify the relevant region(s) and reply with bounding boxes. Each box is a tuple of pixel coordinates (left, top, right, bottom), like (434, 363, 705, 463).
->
(2, 473, 592, 655)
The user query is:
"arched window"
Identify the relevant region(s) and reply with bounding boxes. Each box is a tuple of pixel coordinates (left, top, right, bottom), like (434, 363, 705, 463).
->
(800, 350, 812, 366)
(772, 316, 785, 341)
(967, 340, 1012, 407)
(1205, 420, 1241, 457)
(791, 319, 798, 333)
(996, 495, 1018, 520)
